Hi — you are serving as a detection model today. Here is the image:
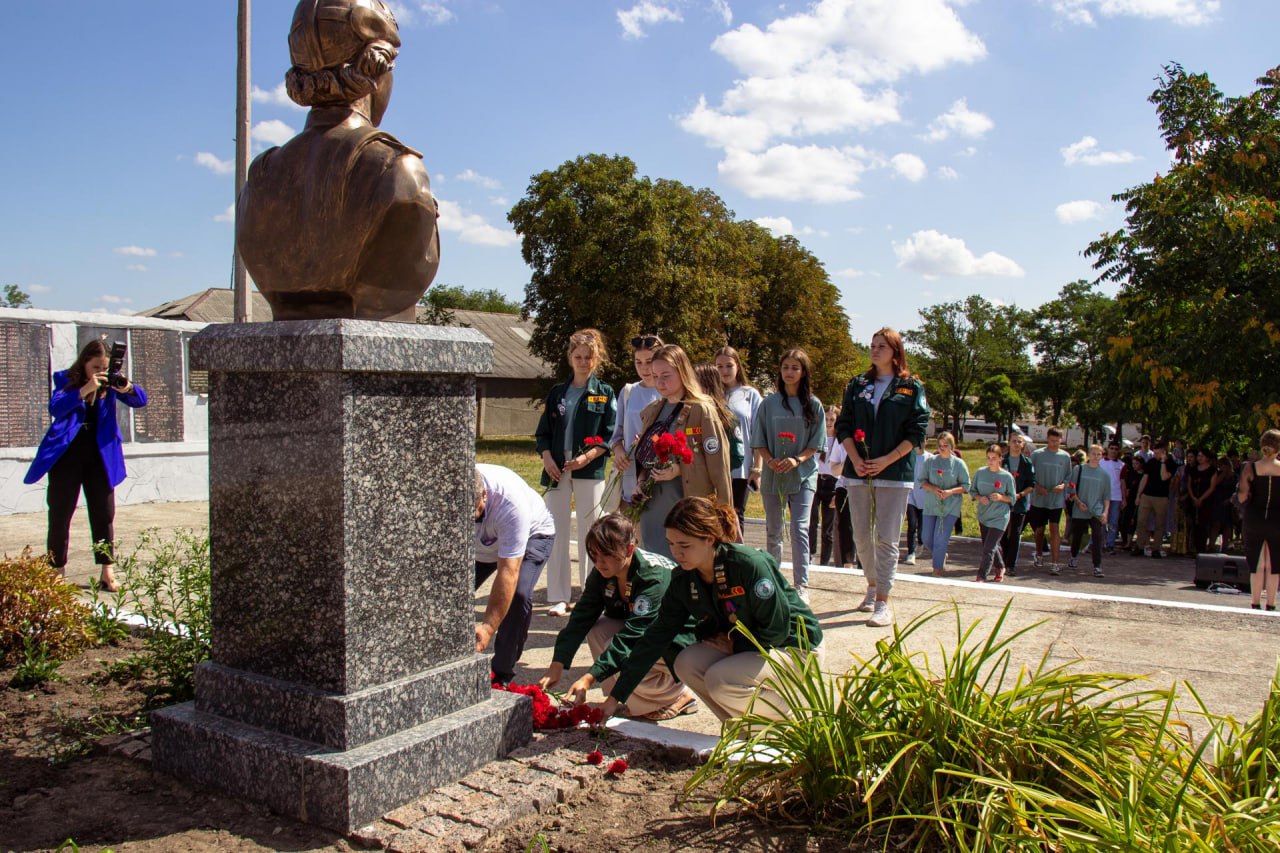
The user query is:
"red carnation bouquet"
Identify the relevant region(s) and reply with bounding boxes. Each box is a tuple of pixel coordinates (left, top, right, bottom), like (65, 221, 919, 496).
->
(627, 431, 693, 519)
(544, 435, 607, 495)
(492, 682, 604, 730)
(852, 428, 878, 543)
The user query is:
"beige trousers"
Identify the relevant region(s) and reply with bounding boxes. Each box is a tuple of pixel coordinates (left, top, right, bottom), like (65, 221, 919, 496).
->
(1134, 494, 1169, 551)
(588, 617, 689, 716)
(673, 640, 822, 722)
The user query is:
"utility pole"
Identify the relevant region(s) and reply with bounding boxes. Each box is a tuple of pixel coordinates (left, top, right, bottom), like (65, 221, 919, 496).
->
(233, 0, 252, 322)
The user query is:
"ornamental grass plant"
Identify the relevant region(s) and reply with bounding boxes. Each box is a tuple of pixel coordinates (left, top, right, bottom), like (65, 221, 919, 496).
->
(687, 603, 1280, 851)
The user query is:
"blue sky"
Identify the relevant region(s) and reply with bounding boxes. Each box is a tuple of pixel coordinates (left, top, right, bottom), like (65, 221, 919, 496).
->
(3, 0, 1276, 344)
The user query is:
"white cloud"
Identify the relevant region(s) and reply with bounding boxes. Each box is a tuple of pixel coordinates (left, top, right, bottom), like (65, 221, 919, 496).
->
(126, 264, 148, 272)
(214, 205, 235, 223)
(250, 82, 304, 110)
(195, 151, 233, 175)
(436, 198, 520, 247)
(455, 169, 501, 190)
(710, 0, 985, 83)
(710, 0, 733, 25)
(718, 144, 872, 202)
(388, 1, 455, 26)
(1047, 0, 1218, 27)
(98, 294, 134, 305)
(754, 216, 795, 235)
(1055, 199, 1104, 224)
(845, 226, 865, 234)
(114, 246, 157, 257)
(618, 2, 683, 39)
(252, 119, 296, 146)
(490, 195, 510, 207)
(956, 146, 977, 157)
(27, 284, 52, 294)
(835, 267, 866, 279)
(890, 152, 927, 182)
(937, 165, 960, 180)
(1061, 135, 1138, 166)
(923, 98, 993, 142)
(893, 229, 1025, 278)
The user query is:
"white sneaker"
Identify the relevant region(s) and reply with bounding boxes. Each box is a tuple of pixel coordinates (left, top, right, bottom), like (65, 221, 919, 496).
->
(867, 601, 893, 627)
(547, 601, 570, 617)
(903, 552, 917, 566)
(1094, 567, 1105, 578)
(796, 584, 811, 605)
(856, 589, 877, 612)
(1067, 558, 1078, 570)
(1048, 564, 1061, 576)
(1032, 554, 1043, 569)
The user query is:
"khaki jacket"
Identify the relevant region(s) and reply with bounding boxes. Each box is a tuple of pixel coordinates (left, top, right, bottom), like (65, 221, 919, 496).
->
(636, 398, 733, 505)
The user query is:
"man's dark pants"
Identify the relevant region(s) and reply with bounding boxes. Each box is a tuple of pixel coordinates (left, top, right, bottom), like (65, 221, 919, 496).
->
(474, 533, 553, 684)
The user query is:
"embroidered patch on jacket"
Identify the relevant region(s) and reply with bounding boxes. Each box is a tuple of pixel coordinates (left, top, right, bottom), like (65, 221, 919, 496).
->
(895, 387, 915, 396)
(703, 437, 721, 454)
(632, 595, 653, 616)
(754, 578, 776, 599)
(587, 395, 608, 403)
(717, 585, 746, 599)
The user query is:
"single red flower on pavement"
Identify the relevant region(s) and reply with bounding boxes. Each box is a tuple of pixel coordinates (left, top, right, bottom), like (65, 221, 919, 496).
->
(586, 751, 604, 765)
(607, 758, 629, 775)
(853, 429, 866, 442)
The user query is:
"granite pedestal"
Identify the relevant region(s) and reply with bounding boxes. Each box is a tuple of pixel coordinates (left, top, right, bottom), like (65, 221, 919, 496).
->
(151, 320, 531, 833)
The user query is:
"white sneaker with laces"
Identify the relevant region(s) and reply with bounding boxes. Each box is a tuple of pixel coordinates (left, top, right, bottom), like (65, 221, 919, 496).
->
(1032, 554, 1043, 569)
(796, 584, 811, 605)
(1094, 567, 1105, 578)
(1067, 558, 1078, 570)
(548, 601, 570, 617)
(1048, 564, 1062, 576)
(856, 588, 877, 612)
(903, 552, 917, 565)
(867, 601, 893, 627)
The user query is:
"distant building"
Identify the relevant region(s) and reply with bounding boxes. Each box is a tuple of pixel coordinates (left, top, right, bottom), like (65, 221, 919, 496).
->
(138, 288, 552, 437)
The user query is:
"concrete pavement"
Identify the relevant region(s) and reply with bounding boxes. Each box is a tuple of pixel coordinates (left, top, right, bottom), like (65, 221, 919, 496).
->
(3, 500, 1277, 739)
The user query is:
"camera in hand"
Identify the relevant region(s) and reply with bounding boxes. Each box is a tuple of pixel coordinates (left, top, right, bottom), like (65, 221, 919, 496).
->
(105, 340, 129, 390)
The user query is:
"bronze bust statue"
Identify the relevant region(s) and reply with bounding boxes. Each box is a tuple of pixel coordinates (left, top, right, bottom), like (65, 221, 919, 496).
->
(236, 0, 440, 322)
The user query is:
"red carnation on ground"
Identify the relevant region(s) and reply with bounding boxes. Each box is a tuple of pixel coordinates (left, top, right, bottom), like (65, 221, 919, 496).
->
(607, 758, 628, 775)
(586, 750, 604, 765)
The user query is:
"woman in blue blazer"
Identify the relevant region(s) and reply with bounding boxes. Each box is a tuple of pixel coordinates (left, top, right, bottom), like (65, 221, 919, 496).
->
(24, 340, 147, 591)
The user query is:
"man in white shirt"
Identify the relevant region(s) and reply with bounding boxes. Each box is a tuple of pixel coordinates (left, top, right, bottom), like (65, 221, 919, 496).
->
(474, 464, 557, 685)
(1099, 442, 1126, 553)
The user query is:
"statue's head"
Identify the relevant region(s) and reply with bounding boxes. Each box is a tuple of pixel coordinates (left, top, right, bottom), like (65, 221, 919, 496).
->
(285, 0, 400, 121)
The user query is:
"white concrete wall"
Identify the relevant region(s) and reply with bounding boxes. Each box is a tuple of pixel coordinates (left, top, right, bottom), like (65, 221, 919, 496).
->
(0, 307, 210, 516)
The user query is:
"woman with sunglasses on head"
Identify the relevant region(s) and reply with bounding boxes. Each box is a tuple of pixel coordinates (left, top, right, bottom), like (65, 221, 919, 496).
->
(594, 496, 822, 724)
(609, 334, 665, 522)
(534, 329, 616, 617)
(835, 328, 930, 628)
(715, 347, 764, 532)
(632, 345, 733, 560)
(750, 349, 825, 603)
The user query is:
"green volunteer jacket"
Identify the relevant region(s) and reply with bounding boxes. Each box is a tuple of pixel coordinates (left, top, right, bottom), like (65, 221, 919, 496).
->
(610, 542, 822, 704)
(534, 374, 617, 487)
(834, 374, 930, 483)
(550, 549, 696, 682)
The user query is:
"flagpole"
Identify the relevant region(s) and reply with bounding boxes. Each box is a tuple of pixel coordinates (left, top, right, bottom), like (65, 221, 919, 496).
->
(233, 0, 252, 323)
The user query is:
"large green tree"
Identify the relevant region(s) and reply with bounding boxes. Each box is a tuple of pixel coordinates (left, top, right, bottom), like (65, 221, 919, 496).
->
(974, 374, 1027, 442)
(508, 154, 857, 399)
(2, 285, 31, 308)
(1087, 64, 1280, 444)
(906, 296, 1030, 437)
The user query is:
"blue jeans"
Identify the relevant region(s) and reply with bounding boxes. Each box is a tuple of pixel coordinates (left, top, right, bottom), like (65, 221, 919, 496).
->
(475, 533, 553, 683)
(921, 513, 959, 571)
(762, 487, 816, 588)
(1105, 501, 1121, 549)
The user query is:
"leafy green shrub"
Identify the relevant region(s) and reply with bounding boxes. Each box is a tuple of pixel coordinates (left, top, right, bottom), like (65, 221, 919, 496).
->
(689, 603, 1280, 851)
(10, 627, 66, 688)
(112, 529, 211, 706)
(0, 548, 92, 667)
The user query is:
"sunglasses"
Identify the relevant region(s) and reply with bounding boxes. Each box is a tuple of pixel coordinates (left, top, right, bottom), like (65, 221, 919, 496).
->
(631, 335, 661, 349)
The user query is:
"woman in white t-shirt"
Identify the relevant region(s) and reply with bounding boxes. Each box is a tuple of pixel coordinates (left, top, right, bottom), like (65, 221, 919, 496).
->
(715, 346, 763, 532)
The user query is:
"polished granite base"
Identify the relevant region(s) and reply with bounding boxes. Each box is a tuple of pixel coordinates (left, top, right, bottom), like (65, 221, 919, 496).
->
(151, 320, 530, 833)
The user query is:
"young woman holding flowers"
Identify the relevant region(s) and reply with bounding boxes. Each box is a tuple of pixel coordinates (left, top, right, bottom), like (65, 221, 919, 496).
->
(715, 346, 764, 531)
(1238, 429, 1280, 611)
(970, 444, 1016, 582)
(595, 497, 822, 723)
(750, 349, 825, 602)
(918, 431, 971, 577)
(1000, 434, 1036, 576)
(535, 328, 617, 617)
(835, 328, 930, 628)
(609, 335, 664, 517)
(536, 514, 698, 720)
(633, 344, 732, 559)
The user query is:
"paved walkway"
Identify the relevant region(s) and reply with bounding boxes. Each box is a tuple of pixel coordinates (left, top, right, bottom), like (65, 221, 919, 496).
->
(4, 501, 1277, 740)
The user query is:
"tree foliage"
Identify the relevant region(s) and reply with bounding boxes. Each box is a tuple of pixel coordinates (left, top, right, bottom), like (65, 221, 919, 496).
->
(974, 374, 1026, 442)
(2, 285, 31, 308)
(1087, 64, 1280, 444)
(905, 296, 1030, 437)
(508, 154, 857, 401)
